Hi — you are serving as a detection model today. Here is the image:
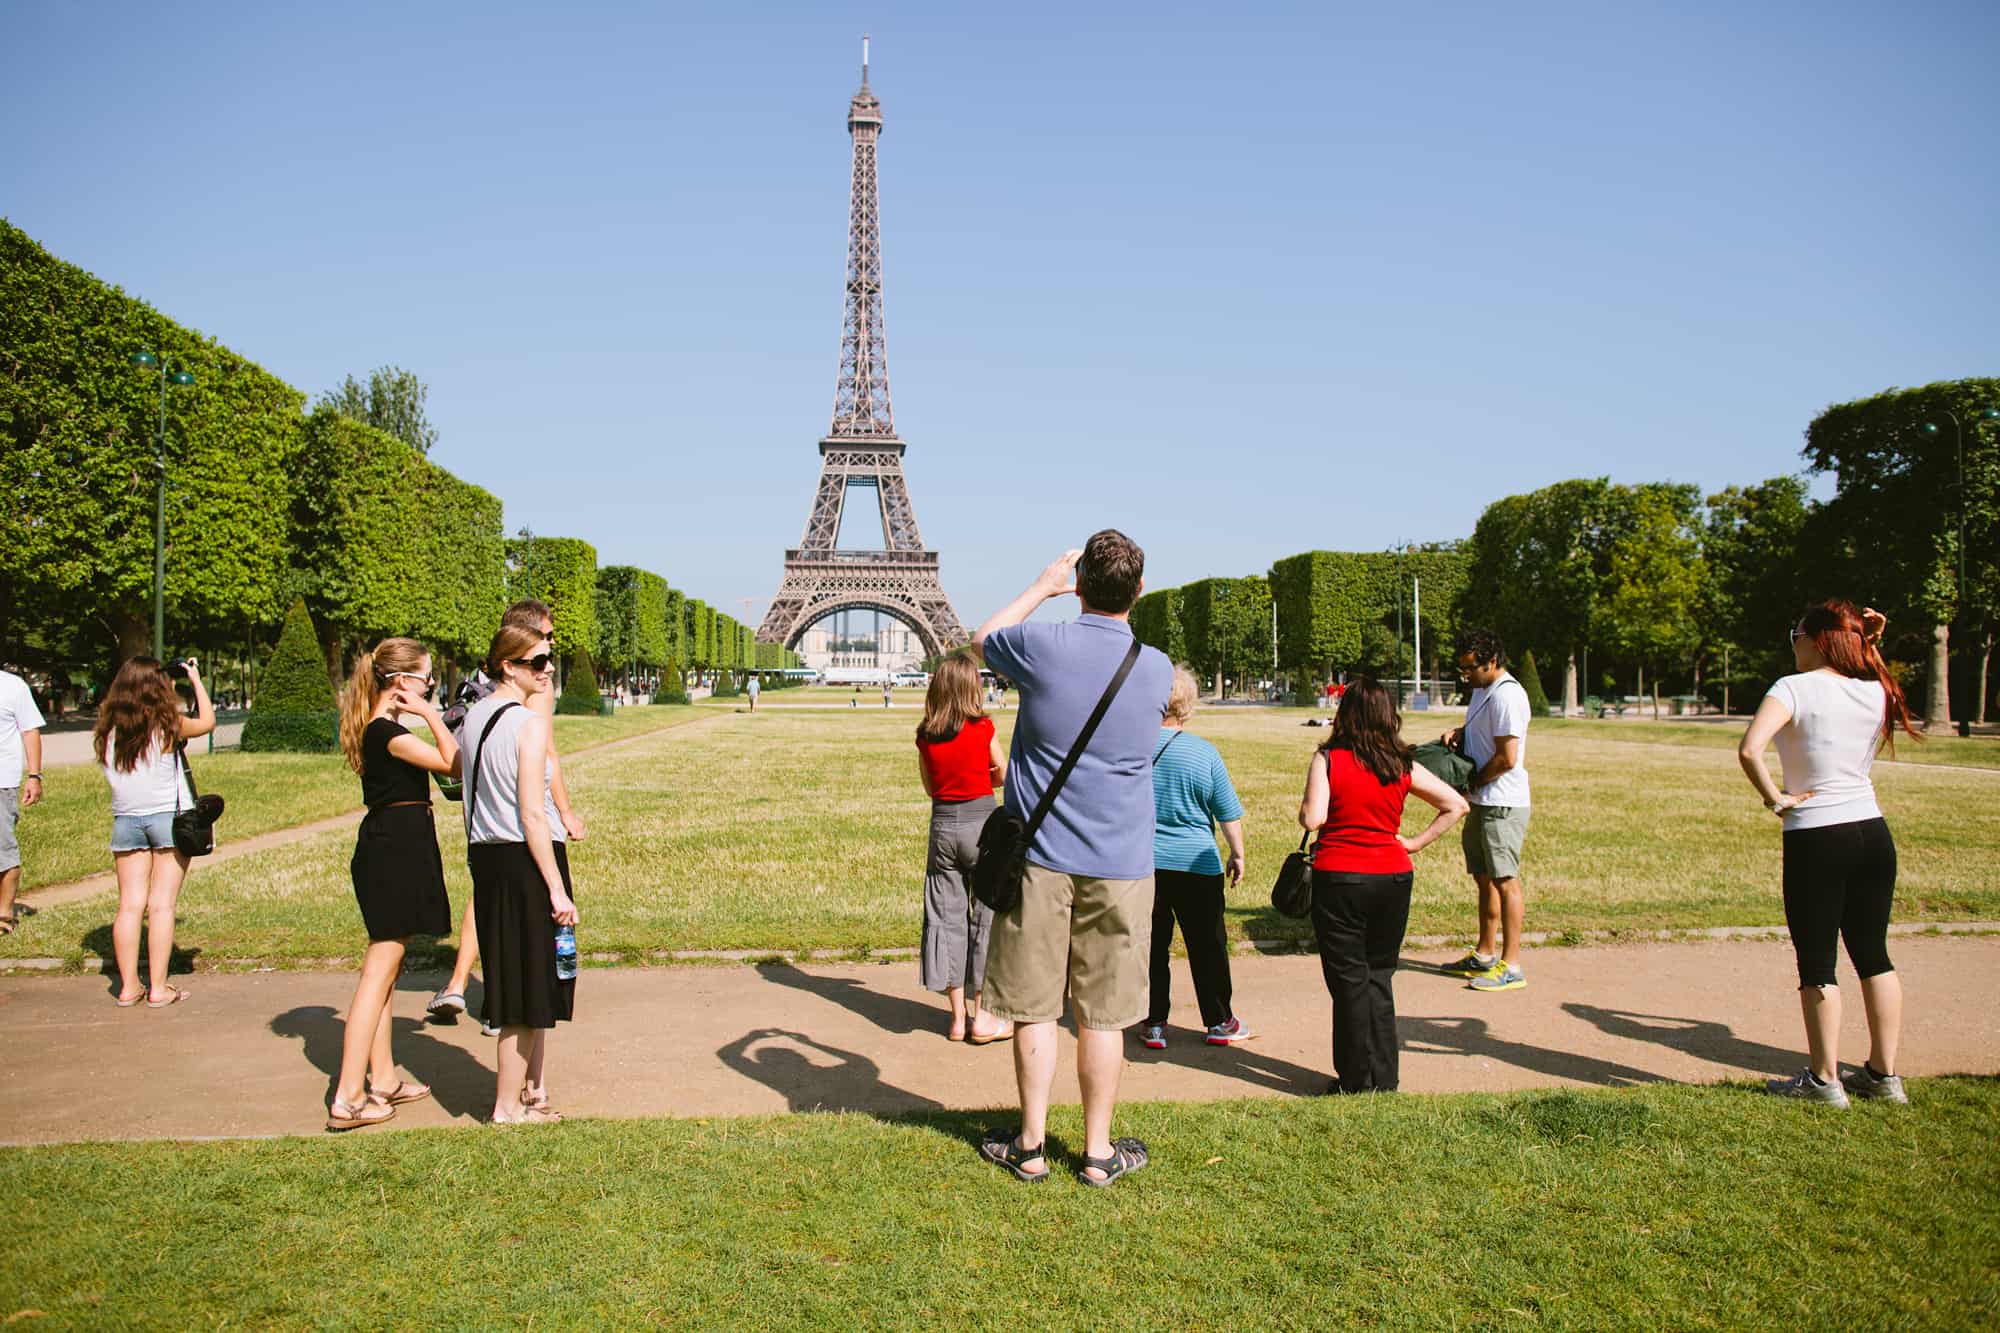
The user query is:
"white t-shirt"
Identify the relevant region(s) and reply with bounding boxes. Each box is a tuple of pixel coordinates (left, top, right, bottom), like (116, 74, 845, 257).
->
(460, 694, 563, 846)
(102, 733, 195, 817)
(1765, 671, 1886, 831)
(1464, 672, 1531, 808)
(0, 671, 47, 788)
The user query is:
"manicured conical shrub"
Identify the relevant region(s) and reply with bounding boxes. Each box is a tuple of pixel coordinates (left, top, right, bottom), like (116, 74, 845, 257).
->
(1518, 649, 1552, 715)
(557, 645, 603, 715)
(242, 598, 339, 751)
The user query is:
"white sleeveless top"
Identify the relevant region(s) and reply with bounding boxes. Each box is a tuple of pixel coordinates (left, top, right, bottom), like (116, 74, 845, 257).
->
(102, 732, 194, 817)
(460, 694, 563, 846)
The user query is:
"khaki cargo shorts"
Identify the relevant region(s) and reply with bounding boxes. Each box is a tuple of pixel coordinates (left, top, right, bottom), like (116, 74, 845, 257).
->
(1462, 803, 1530, 880)
(982, 862, 1153, 1030)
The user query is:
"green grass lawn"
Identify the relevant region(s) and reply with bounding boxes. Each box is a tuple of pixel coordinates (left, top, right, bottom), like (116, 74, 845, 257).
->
(4, 1080, 1995, 1327)
(17, 706, 708, 889)
(5, 707, 1996, 969)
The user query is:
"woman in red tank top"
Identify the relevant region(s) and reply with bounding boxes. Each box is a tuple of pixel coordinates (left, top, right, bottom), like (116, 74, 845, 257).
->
(915, 656, 1012, 1044)
(1297, 678, 1467, 1093)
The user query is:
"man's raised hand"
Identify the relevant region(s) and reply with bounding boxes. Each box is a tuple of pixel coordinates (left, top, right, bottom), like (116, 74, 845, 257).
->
(1035, 550, 1084, 599)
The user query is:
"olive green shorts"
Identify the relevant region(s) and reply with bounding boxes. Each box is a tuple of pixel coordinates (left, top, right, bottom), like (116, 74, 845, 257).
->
(1462, 803, 1530, 880)
(982, 862, 1154, 1030)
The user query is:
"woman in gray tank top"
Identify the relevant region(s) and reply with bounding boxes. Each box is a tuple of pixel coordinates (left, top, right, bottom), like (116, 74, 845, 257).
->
(461, 624, 580, 1124)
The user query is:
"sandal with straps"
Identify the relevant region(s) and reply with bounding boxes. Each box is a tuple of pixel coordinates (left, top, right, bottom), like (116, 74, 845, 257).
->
(368, 1079, 432, 1107)
(521, 1086, 562, 1120)
(491, 1104, 563, 1126)
(1076, 1137, 1150, 1188)
(326, 1095, 396, 1132)
(979, 1128, 1050, 1182)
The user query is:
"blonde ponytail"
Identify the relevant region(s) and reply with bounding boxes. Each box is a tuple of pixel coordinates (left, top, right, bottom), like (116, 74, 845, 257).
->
(339, 649, 382, 774)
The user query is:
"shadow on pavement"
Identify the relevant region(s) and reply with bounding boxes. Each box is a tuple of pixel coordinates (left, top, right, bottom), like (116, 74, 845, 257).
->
(1400, 1014, 1662, 1087)
(1130, 1025, 1330, 1096)
(752, 961, 947, 1036)
(717, 1026, 942, 1115)
(81, 924, 200, 990)
(269, 1003, 494, 1119)
(1562, 1002, 1799, 1075)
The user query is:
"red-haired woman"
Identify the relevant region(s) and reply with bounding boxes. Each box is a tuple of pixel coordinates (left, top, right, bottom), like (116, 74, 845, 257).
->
(93, 656, 215, 1008)
(1738, 600, 1918, 1107)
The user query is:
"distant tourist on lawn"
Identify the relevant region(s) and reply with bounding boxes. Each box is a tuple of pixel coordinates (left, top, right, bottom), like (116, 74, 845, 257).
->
(883, 679, 893, 709)
(1438, 628, 1533, 992)
(461, 623, 581, 1124)
(1137, 666, 1248, 1051)
(1299, 677, 1467, 1092)
(747, 673, 760, 711)
(326, 638, 459, 1131)
(0, 665, 45, 938)
(1738, 600, 1916, 1108)
(972, 531, 1173, 1186)
(432, 599, 586, 1031)
(94, 656, 214, 1008)
(914, 654, 1012, 1044)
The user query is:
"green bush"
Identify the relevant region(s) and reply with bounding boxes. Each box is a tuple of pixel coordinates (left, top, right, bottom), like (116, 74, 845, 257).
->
(242, 598, 338, 751)
(557, 646, 603, 716)
(1518, 649, 1552, 714)
(710, 675, 740, 699)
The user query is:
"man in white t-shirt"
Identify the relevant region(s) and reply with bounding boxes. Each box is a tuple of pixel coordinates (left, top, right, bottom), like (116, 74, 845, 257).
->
(747, 674, 760, 711)
(0, 669, 48, 935)
(1437, 629, 1532, 992)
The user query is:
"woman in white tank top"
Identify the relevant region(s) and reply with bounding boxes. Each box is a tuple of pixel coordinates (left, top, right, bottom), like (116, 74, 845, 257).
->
(92, 656, 215, 1008)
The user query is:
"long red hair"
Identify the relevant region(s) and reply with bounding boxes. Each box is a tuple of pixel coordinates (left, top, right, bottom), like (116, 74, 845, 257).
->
(1798, 599, 1917, 751)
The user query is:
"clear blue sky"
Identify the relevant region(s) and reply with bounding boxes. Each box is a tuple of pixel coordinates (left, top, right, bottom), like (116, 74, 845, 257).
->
(9, 1, 1997, 630)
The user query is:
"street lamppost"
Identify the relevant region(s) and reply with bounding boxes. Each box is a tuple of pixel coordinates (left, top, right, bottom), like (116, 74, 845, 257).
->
(126, 351, 196, 661)
(1923, 405, 2000, 734)
(516, 525, 537, 599)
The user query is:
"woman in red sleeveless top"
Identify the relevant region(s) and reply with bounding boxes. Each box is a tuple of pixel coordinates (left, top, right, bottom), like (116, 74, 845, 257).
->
(915, 655, 1012, 1043)
(1298, 678, 1467, 1093)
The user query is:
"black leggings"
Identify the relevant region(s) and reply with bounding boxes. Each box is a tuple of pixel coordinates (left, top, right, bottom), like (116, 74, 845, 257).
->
(1782, 817, 1896, 988)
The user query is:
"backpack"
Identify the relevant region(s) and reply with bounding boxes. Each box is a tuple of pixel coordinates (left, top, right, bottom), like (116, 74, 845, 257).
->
(432, 670, 496, 801)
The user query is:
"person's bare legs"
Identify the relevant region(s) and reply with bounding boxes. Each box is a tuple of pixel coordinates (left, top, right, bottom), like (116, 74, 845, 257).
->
(945, 985, 967, 1040)
(1799, 983, 1841, 1082)
(110, 852, 151, 1002)
(1859, 971, 1902, 1075)
(494, 1027, 531, 1121)
(1474, 874, 1501, 958)
(1076, 1025, 1126, 1179)
(143, 850, 188, 995)
(335, 939, 405, 1106)
(524, 1029, 548, 1105)
(968, 990, 1011, 1041)
(0, 865, 19, 925)
(1494, 875, 1525, 966)
(445, 898, 479, 996)
(1009, 1019, 1057, 1174)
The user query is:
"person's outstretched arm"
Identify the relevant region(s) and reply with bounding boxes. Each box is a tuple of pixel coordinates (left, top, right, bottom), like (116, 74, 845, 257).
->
(971, 550, 1081, 662)
(1737, 693, 1810, 814)
(176, 660, 216, 740)
(1400, 764, 1470, 854)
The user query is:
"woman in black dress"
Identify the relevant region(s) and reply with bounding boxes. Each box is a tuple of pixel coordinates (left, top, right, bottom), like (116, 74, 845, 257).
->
(327, 638, 460, 1131)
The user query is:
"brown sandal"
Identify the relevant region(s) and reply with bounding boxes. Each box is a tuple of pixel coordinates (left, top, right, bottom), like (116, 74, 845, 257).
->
(146, 985, 188, 1008)
(326, 1096, 396, 1132)
(368, 1079, 432, 1106)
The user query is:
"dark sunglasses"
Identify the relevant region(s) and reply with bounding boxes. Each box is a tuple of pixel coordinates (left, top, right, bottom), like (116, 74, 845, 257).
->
(508, 653, 555, 674)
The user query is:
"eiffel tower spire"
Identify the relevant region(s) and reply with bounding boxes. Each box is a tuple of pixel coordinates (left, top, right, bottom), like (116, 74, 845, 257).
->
(757, 43, 968, 662)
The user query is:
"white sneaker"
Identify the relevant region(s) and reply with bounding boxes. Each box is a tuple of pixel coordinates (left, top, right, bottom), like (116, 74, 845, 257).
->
(1840, 1064, 1908, 1104)
(426, 989, 466, 1017)
(1766, 1068, 1849, 1108)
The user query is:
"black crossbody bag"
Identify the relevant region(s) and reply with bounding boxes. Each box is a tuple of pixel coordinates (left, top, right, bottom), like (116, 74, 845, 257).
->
(171, 744, 224, 858)
(971, 638, 1143, 915)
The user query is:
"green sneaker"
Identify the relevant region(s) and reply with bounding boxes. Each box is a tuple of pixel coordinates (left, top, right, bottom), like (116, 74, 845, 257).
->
(1468, 965, 1526, 992)
(1440, 951, 1499, 978)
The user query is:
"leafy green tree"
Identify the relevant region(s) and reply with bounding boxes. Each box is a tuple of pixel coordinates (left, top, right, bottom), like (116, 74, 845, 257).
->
(1805, 379, 2000, 727)
(241, 598, 338, 751)
(1517, 649, 1552, 715)
(506, 536, 597, 659)
(316, 366, 439, 456)
(557, 644, 603, 715)
(1597, 484, 1707, 711)
(1131, 587, 1188, 662)
(1703, 476, 1811, 706)
(1181, 577, 1272, 698)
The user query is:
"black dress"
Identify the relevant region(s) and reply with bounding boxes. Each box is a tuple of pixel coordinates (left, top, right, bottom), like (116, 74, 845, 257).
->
(350, 718, 452, 941)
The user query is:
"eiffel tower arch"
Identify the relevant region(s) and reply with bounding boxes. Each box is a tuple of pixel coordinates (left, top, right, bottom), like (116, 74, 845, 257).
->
(758, 41, 967, 664)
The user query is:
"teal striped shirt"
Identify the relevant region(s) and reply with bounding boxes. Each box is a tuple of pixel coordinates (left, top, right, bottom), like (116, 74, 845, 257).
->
(1151, 727, 1243, 875)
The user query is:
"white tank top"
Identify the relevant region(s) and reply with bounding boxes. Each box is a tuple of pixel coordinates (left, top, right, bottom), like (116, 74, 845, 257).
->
(102, 732, 194, 817)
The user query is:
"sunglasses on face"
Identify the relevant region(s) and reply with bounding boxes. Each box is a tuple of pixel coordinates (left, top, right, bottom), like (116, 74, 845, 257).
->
(1788, 628, 1806, 645)
(385, 671, 436, 689)
(509, 653, 555, 675)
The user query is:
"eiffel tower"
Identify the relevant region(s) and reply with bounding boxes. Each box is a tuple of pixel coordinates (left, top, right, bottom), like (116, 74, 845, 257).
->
(757, 40, 967, 661)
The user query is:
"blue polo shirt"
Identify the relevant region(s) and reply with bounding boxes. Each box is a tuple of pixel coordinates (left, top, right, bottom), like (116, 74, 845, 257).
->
(982, 614, 1173, 880)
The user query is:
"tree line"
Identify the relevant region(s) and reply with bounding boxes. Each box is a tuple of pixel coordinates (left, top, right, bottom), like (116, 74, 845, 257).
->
(0, 220, 797, 698)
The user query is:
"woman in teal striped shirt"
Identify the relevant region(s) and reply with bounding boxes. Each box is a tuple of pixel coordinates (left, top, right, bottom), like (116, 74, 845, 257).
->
(1138, 667, 1248, 1050)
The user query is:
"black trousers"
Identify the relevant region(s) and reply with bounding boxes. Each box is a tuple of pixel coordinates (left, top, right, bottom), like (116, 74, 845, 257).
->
(1311, 869, 1413, 1093)
(1147, 867, 1234, 1028)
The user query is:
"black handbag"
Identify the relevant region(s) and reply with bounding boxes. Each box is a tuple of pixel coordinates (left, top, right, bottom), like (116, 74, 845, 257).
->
(171, 744, 225, 858)
(1269, 829, 1313, 919)
(971, 638, 1143, 915)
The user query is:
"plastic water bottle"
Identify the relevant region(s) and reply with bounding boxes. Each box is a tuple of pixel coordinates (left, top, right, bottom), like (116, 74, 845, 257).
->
(554, 924, 577, 981)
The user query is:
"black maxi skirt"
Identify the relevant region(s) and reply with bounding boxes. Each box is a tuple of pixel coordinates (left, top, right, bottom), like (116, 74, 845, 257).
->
(469, 840, 576, 1030)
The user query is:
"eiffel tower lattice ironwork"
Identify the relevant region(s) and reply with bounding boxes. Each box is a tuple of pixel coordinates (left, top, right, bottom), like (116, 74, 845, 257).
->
(757, 41, 967, 660)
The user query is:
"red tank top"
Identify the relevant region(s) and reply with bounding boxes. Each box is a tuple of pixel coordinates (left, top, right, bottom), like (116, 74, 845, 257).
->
(1312, 747, 1413, 874)
(917, 716, 996, 803)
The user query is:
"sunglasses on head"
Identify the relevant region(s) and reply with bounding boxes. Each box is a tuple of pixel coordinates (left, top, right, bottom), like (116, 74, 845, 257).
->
(509, 653, 555, 674)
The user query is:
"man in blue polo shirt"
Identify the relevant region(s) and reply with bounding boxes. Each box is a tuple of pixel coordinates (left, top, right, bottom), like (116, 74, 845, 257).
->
(971, 530, 1173, 1187)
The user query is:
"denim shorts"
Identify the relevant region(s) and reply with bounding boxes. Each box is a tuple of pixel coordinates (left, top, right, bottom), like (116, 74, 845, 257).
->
(111, 812, 177, 852)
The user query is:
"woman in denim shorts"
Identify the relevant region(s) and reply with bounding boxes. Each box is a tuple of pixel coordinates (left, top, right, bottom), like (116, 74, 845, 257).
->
(94, 656, 214, 1007)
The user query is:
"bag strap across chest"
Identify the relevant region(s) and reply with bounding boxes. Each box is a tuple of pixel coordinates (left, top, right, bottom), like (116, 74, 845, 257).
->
(463, 701, 521, 828)
(1020, 637, 1143, 846)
